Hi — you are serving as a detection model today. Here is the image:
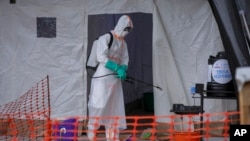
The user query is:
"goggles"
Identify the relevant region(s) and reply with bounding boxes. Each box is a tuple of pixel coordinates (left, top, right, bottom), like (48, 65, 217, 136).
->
(124, 27, 132, 32)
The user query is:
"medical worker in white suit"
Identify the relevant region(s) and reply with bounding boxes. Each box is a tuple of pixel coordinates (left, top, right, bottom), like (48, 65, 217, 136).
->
(87, 15, 133, 141)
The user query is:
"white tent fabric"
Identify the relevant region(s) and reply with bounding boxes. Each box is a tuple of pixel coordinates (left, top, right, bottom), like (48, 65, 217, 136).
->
(0, 0, 237, 121)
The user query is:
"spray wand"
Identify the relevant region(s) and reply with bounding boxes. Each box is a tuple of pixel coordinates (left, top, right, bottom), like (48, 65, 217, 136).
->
(125, 76, 162, 90)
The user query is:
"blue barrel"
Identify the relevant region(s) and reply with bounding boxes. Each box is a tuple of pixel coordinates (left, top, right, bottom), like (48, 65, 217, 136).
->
(53, 118, 78, 141)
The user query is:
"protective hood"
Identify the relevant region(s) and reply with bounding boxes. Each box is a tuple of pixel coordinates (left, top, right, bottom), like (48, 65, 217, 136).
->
(113, 15, 133, 37)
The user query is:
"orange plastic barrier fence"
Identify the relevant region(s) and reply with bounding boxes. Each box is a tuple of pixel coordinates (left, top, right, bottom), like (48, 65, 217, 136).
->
(0, 76, 51, 141)
(0, 111, 239, 141)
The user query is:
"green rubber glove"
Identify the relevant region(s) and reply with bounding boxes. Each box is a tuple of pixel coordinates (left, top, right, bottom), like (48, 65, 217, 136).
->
(119, 64, 128, 72)
(116, 64, 127, 80)
(105, 60, 119, 72)
(116, 69, 126, 80)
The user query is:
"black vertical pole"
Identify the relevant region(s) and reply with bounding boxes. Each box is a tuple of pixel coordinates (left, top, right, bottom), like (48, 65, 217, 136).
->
(195, 84, 204, 141)
(200, 90, 204, 141)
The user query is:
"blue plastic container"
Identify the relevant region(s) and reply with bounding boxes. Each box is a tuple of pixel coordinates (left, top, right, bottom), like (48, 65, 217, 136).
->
(53, 118, 77, 141)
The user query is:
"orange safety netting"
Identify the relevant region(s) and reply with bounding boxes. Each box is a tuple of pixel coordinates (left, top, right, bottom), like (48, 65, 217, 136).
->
(0, 76, 51, 141)
(0, 76, 239, 141)
(1, 112, 239, 140)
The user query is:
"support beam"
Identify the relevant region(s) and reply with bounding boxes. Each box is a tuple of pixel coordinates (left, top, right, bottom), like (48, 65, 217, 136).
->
(239, 82, 250, 124)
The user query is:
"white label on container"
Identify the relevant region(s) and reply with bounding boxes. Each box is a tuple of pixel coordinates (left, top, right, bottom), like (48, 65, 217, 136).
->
(212, 59, 232, 84)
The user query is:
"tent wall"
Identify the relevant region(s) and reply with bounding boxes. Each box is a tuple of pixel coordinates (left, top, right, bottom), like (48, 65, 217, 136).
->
(0, 1, 86, 119)
(209, 0, 250, 84)
(152, 0, 236, 122)
(0, 0, 237, 120)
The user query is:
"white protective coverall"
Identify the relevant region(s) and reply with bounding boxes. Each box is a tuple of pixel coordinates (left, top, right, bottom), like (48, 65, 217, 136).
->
(87, 15, 133, 141)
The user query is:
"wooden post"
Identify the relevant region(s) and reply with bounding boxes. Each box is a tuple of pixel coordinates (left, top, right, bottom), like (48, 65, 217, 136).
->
(239, 82, 250, 124)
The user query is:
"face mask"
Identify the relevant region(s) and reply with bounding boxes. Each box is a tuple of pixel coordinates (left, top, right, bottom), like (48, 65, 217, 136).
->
(120, 31, 129, 37)
(120, 27, 132, 37)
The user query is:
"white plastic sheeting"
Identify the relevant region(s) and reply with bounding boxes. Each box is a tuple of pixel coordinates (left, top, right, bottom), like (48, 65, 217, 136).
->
(0, 0, 237, 120)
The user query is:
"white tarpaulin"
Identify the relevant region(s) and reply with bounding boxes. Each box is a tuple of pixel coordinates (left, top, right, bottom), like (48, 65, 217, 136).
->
(0, 0, 237, 120)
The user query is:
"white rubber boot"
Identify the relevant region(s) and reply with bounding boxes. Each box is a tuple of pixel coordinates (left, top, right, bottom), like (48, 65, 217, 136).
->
(87, 125, 96, 141)
(105, 127, 120, 141)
